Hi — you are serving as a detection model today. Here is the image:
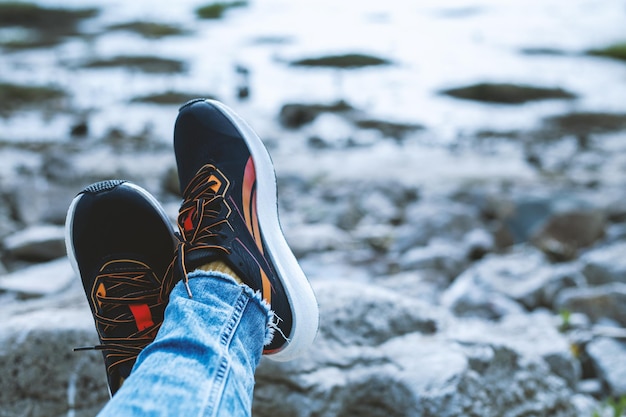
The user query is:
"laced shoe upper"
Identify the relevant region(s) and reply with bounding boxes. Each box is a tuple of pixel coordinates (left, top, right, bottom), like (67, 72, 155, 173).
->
(80, 259, 168, 393)
(173, 98, 318, 360)
(169, 163, 293, 354)
(66, 180, 176, 394)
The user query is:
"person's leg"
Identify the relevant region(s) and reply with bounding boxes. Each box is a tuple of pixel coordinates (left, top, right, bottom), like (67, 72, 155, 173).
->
(67, 99, 318, 415)
(98, 271, 272, 417)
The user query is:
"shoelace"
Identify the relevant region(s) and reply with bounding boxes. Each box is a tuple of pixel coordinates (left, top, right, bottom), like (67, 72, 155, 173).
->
(166, 164, 231, 299)
(75, 264, 166, 378)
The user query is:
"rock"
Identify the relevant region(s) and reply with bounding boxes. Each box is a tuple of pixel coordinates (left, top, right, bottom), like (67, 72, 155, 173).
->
(285, 223, 354, 258)
(351, 223, 395, 253)
(605, 223, 626, 244)
(356, 188, 404, 227)
(8, 182, 76, 226)
(3, 224, 66, 261)
(464, 228, 495, 260)
(501, 197, 552, 244)
(392, 200, 479, 253)
(278, 101, 353, 128)
(581, 241, 626, 285)
(586, 337, 626, 397)
(532, 210, 605, 261)
(314, 280, 439, 346)
(377, 270, 447, 303)
(441, 83, 576, 104)
(576, 379, 604, 397)
(539, 263, 587, 305)
(352, 118, 423, 141)
(0, 257, 75, 298)
(570, 393, 602, 417)
(0, 307, 109, 417)
(254, 298, 579, 417)
(397, 239, 467, 280)
(441, 276, 527, 319)
(289, 53, 392, 69)
(442, 246, 578, 314)
(451, 312, 581, 389)
(606, 197, 626, 222)
(555, 283, 626, 327)
(543, 111, 626, 136)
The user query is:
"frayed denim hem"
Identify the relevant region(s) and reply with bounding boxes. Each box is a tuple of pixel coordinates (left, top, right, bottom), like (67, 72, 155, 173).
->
(187, 269, 276, 346)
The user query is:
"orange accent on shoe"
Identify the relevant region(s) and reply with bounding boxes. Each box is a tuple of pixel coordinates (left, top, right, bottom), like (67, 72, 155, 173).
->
(242, 157, 273, 304)
(207, 174, 222, 193)
(129, 304, 154, 331)
(260, 268, 272, 304)
(96, 282, 106, 308)
(242, 157, 257, 244)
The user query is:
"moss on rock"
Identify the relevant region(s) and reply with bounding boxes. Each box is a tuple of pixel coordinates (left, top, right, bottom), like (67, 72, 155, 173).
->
(0, 2, 98, 49)
(196, 1, 248, 19)
(82, 56, 186, 73)
(279, 101, 354, 128)
(544, 112, 626, 136)
(290, 53, 392, 69)
(587, 42, 626, 62)
(131, 91, 217, 105)
(441, 83, 576, 104)
(353, 118, 423, 140)
(107, 21, 187, 38)
(0, 82, 66, 115)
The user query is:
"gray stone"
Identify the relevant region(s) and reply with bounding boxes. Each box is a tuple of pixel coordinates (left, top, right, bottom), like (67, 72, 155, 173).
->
(8, 179, 79, 226)
(377, 270, 448, 303)
(0, 307, 109, 417)
(532, 210, 605, 261)
(254, 325, 578, 417)
(581, 241, 626, 285)
(464, 228, 495, 260)
(0, 257, 75, 298)
(555, 283, 626, 327)
(451, 311, 581, 389)
(501, 197, 553, 243)
(3, 225, 66, 261)
(392, 200, 479, 253)
(397, 239, 467, 279)
(351, 224, 395, 253)
(253, 281, 579, 417)
(605, 223, 626, 244)
(441, 278, 527, 319)
(285, 223, 354, 258)
(314, 280, 439, 346)
(586, 337, 626, 397)
(441, 246, 574, 313)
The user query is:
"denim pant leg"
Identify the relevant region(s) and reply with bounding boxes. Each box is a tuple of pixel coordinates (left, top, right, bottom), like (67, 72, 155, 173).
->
(97, 271, 272, 417)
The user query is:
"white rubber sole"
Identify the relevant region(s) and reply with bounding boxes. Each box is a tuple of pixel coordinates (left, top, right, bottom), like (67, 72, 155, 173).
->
(207, 99, 319, 361)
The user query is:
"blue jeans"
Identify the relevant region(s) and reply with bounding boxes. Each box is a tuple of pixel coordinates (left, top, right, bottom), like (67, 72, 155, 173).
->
(97, 271, 272, 417)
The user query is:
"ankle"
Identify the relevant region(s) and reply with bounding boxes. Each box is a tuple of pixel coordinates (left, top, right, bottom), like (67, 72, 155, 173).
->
(197, 261, 244, 285)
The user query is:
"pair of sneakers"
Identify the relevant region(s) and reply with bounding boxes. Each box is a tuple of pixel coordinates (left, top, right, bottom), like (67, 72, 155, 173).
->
(65, 99, 319, 395)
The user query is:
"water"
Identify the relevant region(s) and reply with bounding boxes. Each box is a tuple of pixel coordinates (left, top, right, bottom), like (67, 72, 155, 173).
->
(1, 0, 625, 146)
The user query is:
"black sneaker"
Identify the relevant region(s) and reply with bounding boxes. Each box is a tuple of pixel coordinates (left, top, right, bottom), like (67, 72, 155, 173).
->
(65, 180, 177, 395)
(173, 98, 318, 361)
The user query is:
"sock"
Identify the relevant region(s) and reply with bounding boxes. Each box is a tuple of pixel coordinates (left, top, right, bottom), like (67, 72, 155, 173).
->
(197, 261, 244, 285)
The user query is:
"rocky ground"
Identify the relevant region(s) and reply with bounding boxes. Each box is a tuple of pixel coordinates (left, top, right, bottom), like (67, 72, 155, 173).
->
(1, 100, 626, 417)
(2, 1, 626, 417)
